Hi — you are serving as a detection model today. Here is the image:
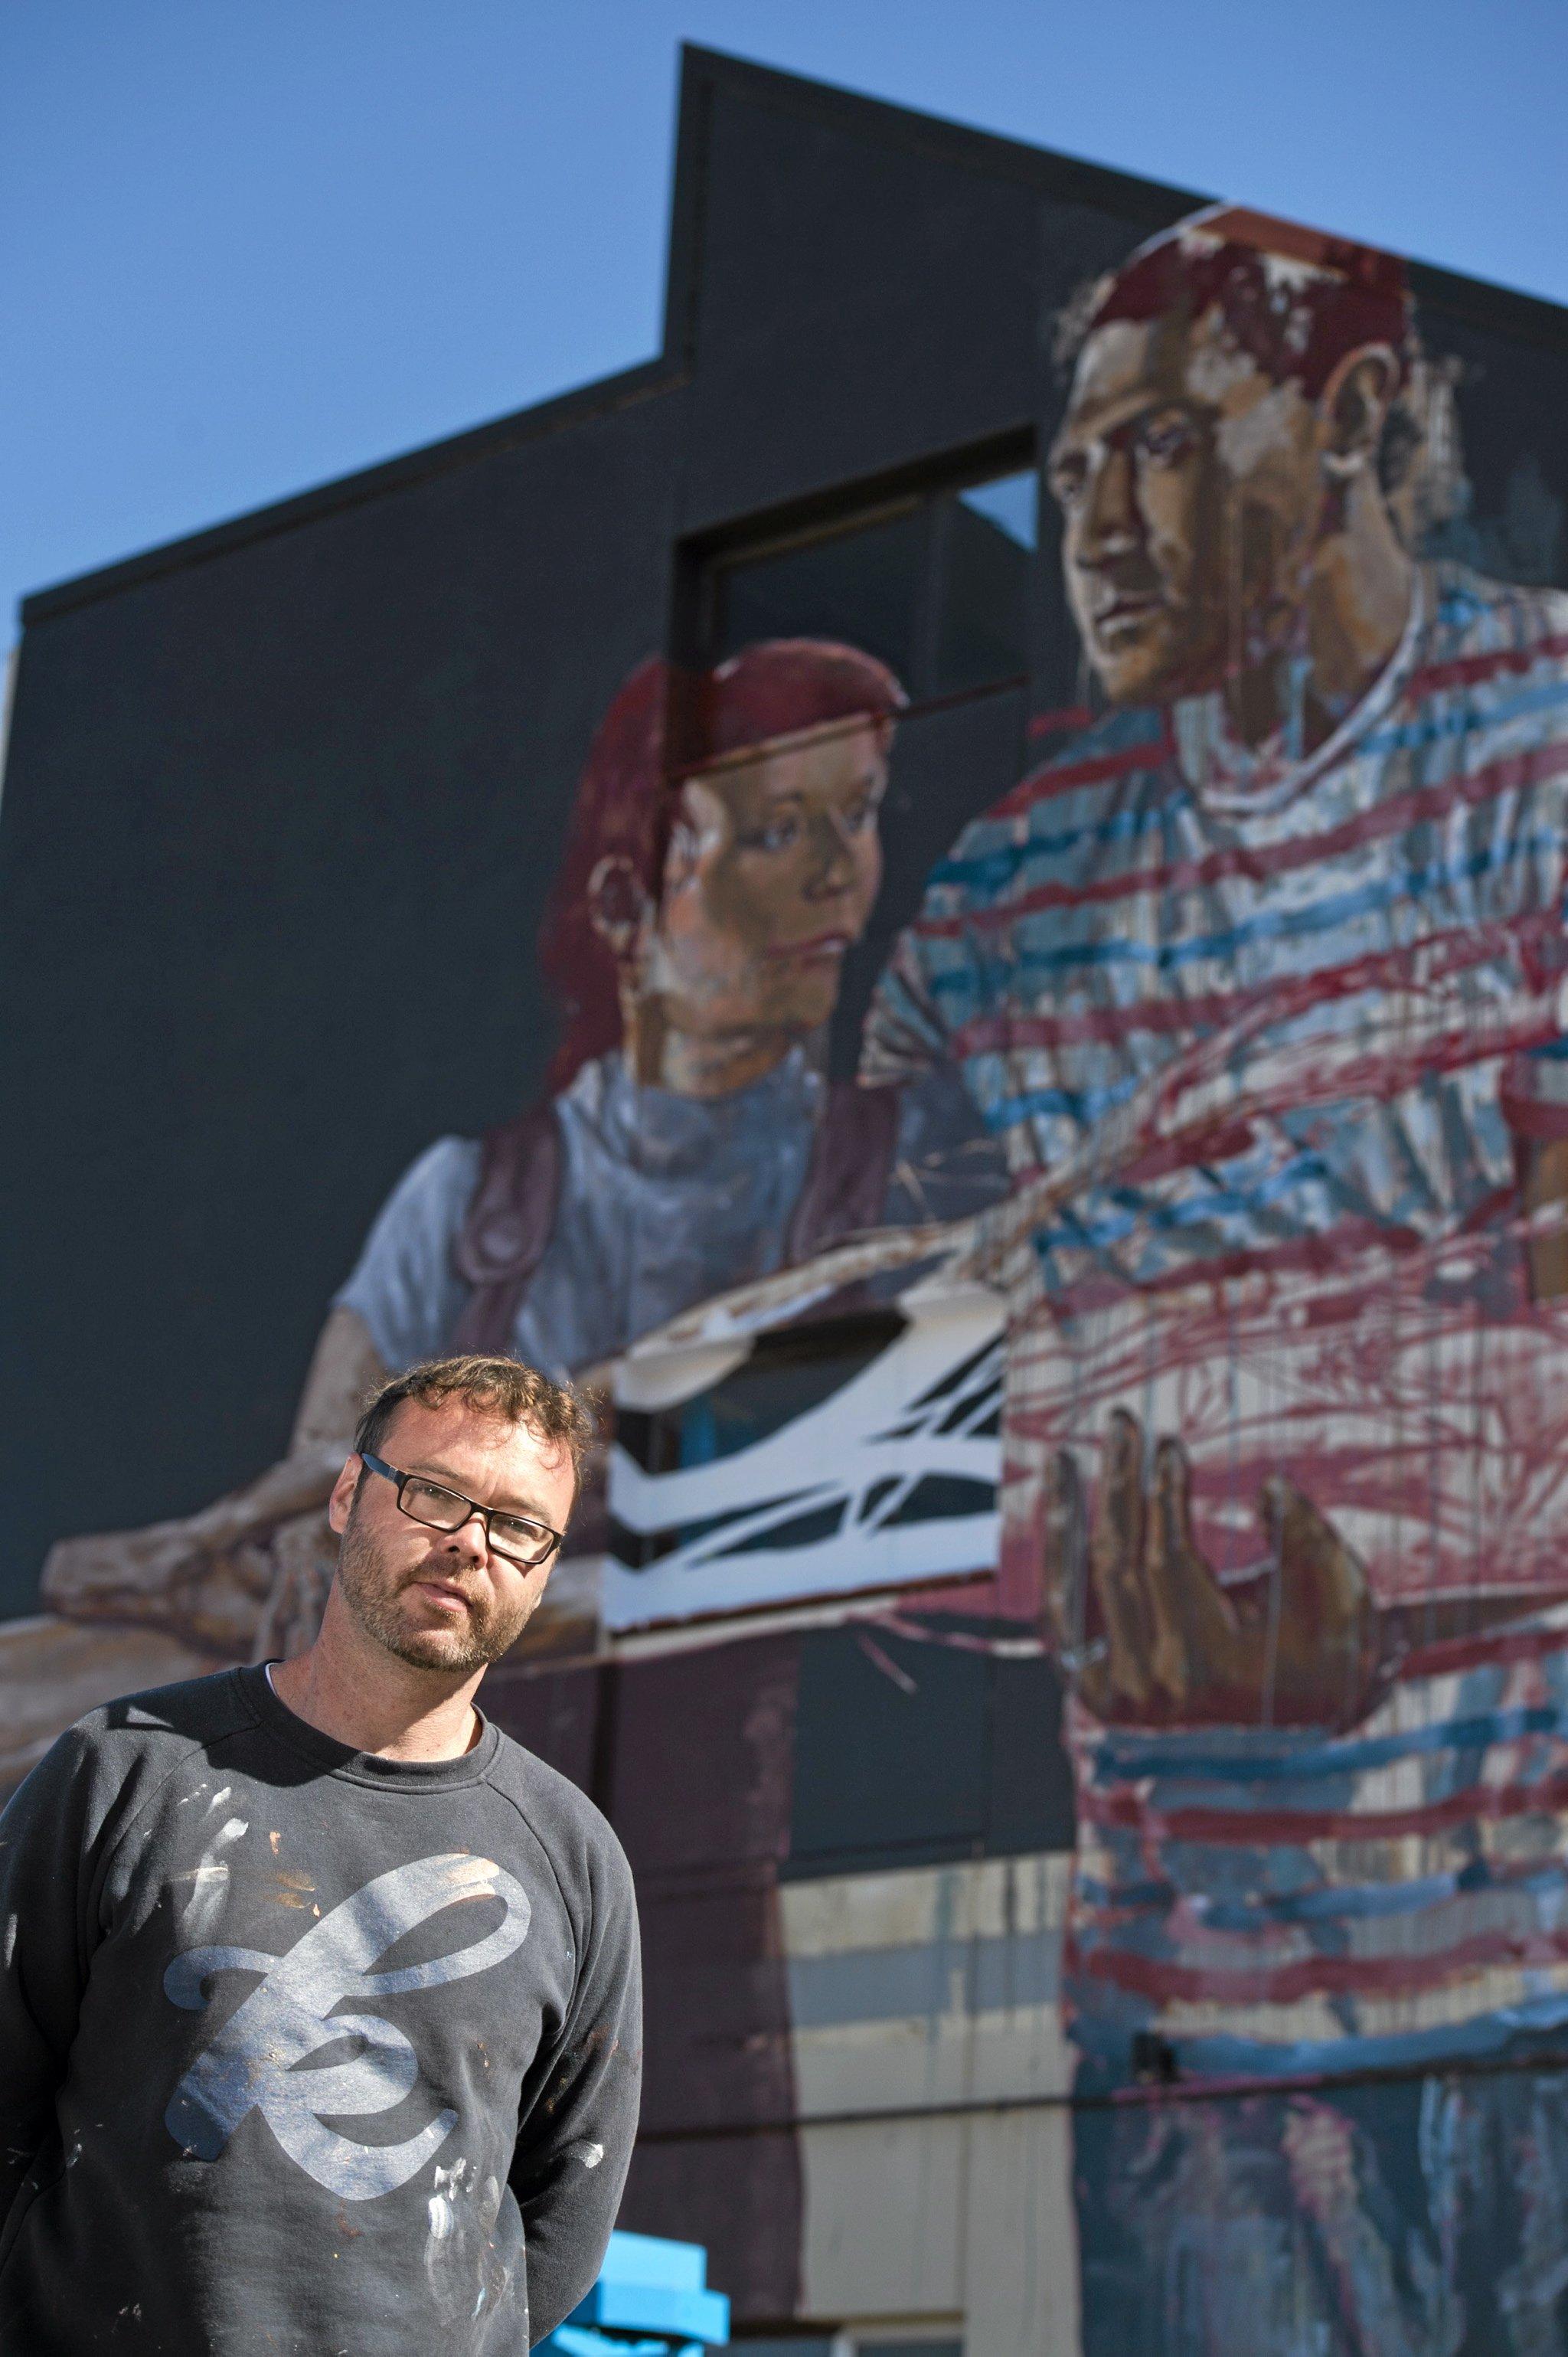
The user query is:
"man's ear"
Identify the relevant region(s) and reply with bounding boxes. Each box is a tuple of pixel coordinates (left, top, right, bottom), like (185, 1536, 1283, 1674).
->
(326, 1455, 361, 1538)
(586, 854, 650, 963)
(1318, 345, 1401, 479)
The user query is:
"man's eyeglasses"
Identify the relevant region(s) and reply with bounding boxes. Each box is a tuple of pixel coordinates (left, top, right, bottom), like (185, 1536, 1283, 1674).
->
(359, 1452, 566, 1570)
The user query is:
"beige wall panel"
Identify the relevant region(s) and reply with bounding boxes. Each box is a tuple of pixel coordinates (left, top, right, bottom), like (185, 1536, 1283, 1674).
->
(784, 1853, 1075, 2117)
(798, 2115, 967, 2323)
(792, 2012, 978, 2116)
(962, 2108, 1081, 2357)
(797, 2107, 1082, 2355)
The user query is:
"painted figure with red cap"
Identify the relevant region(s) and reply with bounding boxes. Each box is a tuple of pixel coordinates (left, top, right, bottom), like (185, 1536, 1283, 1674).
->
(41, 641, 1000, 1661)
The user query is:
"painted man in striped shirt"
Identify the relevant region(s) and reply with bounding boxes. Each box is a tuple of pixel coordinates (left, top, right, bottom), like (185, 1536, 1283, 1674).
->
(864, 206, 1568, 2351)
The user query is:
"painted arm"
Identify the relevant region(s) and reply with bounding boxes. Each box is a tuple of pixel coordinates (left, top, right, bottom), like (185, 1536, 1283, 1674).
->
(41, 1306, 388, 1653)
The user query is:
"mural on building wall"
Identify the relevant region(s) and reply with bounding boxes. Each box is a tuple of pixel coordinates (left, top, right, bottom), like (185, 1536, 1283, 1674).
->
(624, 200, 1568, 2352)
(942, 201, 1568, 2357)
(8, 163, 1568, 2357)
(14, 635, 1006, 1718)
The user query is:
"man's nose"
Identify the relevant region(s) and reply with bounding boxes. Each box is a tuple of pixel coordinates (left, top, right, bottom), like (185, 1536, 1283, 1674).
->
(439, 1512, 490, 1565)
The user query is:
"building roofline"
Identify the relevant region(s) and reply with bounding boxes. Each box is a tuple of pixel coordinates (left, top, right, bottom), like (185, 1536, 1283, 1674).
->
(682, 46, 1568, 354)
(20, 356, 681, 627)
(678, 43, 1205, 227)
(21, 43, 1568, 629)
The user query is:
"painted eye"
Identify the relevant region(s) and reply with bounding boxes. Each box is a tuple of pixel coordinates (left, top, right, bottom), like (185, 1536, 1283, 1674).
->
(743, 817, 800, 852)
(1049, 453, 1089, 505)
(1137, 414, 1197, 465)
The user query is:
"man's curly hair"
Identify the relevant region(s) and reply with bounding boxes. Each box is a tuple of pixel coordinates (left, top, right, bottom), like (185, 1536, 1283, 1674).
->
(353, 1354, 598, 1504)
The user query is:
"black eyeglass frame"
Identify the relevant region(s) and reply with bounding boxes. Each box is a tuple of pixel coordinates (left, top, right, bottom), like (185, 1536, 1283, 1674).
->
(358, 1450, 567, 1569)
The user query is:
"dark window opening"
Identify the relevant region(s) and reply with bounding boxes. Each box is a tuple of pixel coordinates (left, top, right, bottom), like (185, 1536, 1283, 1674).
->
(611, 1310, 908, 1570)
(786, 1620, 1075, 1878)
(616, 1310, 907, 1476)
(704, 466, 1037, 704)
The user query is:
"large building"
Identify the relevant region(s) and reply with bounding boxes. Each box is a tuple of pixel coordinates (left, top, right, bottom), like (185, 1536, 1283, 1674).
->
(5, 44, 1568, 2357)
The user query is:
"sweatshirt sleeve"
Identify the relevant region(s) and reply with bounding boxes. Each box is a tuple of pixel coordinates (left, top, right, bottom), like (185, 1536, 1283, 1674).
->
(0, 1730, 97, 2218)
(510, 1824, 642, 2346)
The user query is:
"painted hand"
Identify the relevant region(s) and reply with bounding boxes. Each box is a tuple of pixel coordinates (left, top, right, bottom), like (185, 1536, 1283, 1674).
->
(1041, 1408, 1392, 1729)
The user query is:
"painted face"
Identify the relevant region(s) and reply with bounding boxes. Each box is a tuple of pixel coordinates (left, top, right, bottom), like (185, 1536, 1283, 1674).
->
(1047, 307, 1323, 706)
(330, 1400, 577, 1674)
(648, 714, 888, 1041)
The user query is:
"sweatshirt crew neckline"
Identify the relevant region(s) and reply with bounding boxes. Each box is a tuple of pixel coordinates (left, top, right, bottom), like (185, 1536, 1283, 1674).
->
(240, 1661, 504, 1790)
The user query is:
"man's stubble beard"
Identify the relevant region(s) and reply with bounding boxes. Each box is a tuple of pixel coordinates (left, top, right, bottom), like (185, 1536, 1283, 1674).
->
(335, 1505, 537, 1673)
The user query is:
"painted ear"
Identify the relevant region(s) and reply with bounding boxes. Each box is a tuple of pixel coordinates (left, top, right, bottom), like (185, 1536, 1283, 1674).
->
(1319, 344, 1402, 476)
(586, 854, 650, 961)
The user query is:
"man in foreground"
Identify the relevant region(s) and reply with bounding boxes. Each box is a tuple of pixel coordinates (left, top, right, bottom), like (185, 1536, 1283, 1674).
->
(0, 1352, 641, 2355)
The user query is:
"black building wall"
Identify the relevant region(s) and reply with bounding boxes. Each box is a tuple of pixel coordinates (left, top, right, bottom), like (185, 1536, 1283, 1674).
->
(0, 50, 1200, 1611)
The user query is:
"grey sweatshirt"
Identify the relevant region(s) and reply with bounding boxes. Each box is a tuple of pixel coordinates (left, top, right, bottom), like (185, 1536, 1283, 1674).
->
(0, 1665, 641, 2354)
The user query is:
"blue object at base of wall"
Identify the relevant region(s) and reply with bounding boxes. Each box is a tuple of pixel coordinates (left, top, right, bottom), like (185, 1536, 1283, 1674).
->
(539, 2231, 730, 2355)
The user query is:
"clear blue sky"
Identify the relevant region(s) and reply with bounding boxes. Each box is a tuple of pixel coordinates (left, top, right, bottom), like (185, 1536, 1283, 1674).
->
(6, 0, 1566, 640)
